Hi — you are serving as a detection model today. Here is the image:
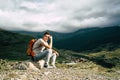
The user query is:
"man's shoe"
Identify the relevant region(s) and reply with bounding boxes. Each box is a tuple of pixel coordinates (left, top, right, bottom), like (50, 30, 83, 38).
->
(44, 63, 53, 68)
(47, 66, 53, 69)
(44, 63, 48, 68)
(51, 64, 56, 68)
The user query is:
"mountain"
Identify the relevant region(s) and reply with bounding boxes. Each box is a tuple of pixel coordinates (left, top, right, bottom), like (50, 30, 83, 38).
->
(0, 29, 34, 60)
(12, 26, 120, 52)
(8, 26, 120, 53)
(13, 30, 73, 41)
(0, 28, 120, 68)
(12, 31, 42, 38)
(54, 26, 120, 52)
(12, 27, 104, 43)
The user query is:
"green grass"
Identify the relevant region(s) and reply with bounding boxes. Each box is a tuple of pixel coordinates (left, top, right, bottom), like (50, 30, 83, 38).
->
(0, 29, 34, 60)
(84, 48, 120, 69)
(56, 47, 120, 69)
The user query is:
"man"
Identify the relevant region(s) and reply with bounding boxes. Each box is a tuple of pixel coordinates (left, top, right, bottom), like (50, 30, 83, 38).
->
(32, 32, 59, 68)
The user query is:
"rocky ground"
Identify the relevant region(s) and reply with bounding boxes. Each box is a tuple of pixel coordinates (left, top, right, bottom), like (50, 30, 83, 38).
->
(0, 59, 120, 80)
(0, 67, 120, 80)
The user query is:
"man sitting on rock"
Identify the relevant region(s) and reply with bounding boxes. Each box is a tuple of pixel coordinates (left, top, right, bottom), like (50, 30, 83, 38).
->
(32, 32, 59, 68)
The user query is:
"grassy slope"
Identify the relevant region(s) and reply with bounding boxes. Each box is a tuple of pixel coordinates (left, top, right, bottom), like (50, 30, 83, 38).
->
(0, 29, 34, 60)
(57, 48, 120, 69)
(55, 26, 120, 52)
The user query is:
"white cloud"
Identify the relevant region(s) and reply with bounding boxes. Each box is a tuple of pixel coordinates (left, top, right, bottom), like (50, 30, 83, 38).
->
(0, 0, 120, 33)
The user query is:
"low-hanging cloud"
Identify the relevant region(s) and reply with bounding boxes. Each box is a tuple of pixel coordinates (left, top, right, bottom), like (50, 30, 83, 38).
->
(0, 0, 120, 33)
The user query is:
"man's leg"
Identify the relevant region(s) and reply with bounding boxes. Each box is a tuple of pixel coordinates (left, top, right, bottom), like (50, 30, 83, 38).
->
(51, 53, 57, 68)
(44, 49, 53, 68)
(34, 49, 50, 61)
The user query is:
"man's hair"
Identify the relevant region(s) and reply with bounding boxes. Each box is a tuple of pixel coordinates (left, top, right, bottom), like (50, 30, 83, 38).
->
(44, 31, 50, 35)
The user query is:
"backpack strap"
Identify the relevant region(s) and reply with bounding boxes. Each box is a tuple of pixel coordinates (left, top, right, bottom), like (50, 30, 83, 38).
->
(32, 40, 42, 50)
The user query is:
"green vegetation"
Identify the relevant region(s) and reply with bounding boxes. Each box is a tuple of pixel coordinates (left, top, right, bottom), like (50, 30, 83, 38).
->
(55, 26, 120, 52)
(0, 59, 10, 70)
(56, 48, 120, 69)
(0, 29, 34, 60)
(0, 28, 120, 69)
(85, 49, 120, 69)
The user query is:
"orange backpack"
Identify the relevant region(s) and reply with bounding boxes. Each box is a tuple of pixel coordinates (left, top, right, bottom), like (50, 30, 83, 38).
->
(26, 39, 37, 56)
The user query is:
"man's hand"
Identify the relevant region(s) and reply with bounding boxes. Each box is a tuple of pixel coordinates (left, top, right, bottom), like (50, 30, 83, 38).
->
(55, 52, 59, 56)
(49, 35, 53, 40)
(52, 49, 59, 56)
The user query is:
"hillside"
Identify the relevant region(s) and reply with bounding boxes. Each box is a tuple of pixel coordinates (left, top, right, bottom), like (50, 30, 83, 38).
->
(0, 27, 120, 68)
(0, 29, 34, 60)
(13, 26, 120, 53)
(55, 26, 120, 52)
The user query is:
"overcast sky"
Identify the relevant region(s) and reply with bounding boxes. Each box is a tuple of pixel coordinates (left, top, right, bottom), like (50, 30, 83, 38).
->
(0, 0, 120, 33)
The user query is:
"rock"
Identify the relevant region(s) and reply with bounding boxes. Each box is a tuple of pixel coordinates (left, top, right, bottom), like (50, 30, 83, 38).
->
(37, 60, 45, 69)
(75, 58, 89, 62)
(27, 62, 39, 71)
(12, 60, 45, 70)
(1, 59, 120, 80)
(66, 62, 76, 65)
(19, 74, 27, 80)
(43, 71, 51, 75)
(13, 61, 27, 70)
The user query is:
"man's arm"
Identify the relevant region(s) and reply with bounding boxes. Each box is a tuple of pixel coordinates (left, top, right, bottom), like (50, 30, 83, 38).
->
(40, 36, 53, 49)
(49, 36, 53, 49)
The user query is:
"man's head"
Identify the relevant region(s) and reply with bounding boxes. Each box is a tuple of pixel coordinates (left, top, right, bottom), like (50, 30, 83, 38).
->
(43, 32, 51, 41)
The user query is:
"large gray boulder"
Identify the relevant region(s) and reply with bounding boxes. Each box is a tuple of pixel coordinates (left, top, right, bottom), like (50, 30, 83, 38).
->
(13, 60, 45, 70)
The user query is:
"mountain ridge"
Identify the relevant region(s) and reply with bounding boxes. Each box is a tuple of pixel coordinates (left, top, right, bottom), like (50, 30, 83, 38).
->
(0, 27, 120, 69)
(54, 26, 120, 52)
(1, 26, 120, 53)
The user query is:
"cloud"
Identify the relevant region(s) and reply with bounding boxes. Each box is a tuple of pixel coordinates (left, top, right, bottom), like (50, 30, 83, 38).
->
(0, 0, 120, 33)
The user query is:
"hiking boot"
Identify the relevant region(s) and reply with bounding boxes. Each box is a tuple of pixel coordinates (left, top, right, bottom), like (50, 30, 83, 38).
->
(44, 63, 48, 68)
(47, 66, 54, 69)
(51, 63, 56, 68)
(44, 63, 54, 68)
